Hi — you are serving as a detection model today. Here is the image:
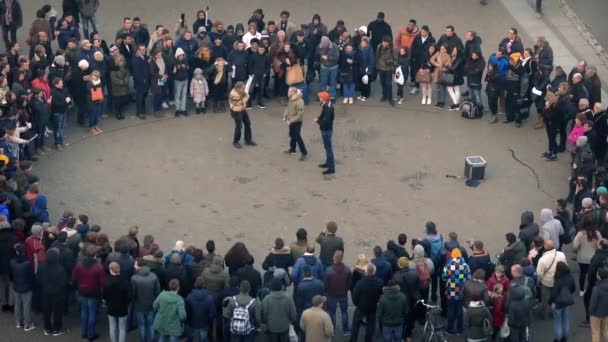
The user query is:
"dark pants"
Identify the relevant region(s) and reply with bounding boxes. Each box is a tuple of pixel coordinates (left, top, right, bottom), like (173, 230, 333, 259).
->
(1, 25, 17, 49)
(446, 298, 463, 334)
(557, 121, 568, 151)
(231, 110, 252, 144)
(537, 0, 543, 13)
(249, 75, 265, 106)
(135, 88, 147, 114)
(350, 309, 376, 342)
(230, 334, 255, 342)
(546, 123, 559, 154)
(288, 122, 308, 155)
(360, 81, 371, 98)
(430, 274, 439, 302)
(487, 93, 499, 115)
(579, 263, 589, 292)
(379, 70, 393, 103)
(505, 92, 520, 122)
(321, 130, 334, 170)
(114, 95, 129, 116)
(42, 293, 65, 332)
(584, 281, 594, 320)
(268, 331, 289, 342)
(33, 122, 46, 150)
(509, 326, 527, 342)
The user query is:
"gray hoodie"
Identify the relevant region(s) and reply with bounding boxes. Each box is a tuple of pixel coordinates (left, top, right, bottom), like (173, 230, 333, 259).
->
(131, 266, 161, 312)
(540, 208, 564, 247)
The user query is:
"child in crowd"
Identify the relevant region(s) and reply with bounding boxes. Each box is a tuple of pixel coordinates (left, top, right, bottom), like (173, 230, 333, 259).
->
(490, 283, 505, 340)
(568, 113, 586, 160)
(396, 47, 409, 104)
(190, 68, 209, 114)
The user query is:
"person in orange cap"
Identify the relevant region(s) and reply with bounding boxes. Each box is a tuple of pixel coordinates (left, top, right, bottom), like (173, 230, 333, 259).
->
(315, 92, 335, 175)
(441, 247, 471, 335)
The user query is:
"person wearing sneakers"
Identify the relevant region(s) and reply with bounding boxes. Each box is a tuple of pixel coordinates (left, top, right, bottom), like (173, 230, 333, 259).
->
(86, 70, 104, 135)
(229, 81, 256, 149)
(283, 87, 308, 160)
(9, 243, 36, 332)
(315, 91, 335, 175)
(356, 36, 374, 102)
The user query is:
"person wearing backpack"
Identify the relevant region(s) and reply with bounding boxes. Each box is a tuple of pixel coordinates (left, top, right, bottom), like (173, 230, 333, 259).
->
(261, 278, 297, 342)
(225, 280, 260, 341)
(409, 244, 434, 301)
(509, 264, 536, 305)
(548, 262, 575, 342)
(505, 274, 532, 342)
(464, 295, 493, 342)
(423, 222, 443, 303)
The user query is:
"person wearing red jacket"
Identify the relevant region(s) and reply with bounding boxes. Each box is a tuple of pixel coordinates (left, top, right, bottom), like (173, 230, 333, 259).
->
(72, 245, 106, 341)
(24, 224, 46, 273)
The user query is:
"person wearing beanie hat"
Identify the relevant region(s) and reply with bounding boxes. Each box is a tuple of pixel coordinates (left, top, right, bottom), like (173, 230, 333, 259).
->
(598, 187, 608, 196)
(316, 91, 335, 174)
(261, 275, 297, 338)
(394, 255, 421, 339)
(222, 24, 237, 51)
(300, 294, 333, 342)
(441, 247, 471, 334)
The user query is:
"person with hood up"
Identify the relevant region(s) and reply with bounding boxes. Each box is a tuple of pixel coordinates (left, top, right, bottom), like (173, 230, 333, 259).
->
(131, 258, 161, 342)
(315, 36, 339, 101)
(350, 263, 383, 342)
(323, 250, 351, 336)
(185, 276, 216, 342)
(37, 247, 68, 336)
(72, 245, 106, 341)
(377, 279, 408, 342)
(189, 68, 208, 114)
(153, 279, 187, 341)
(536, 240, 567, 319)
(540, 208, 565, 248)
(261, 278, 297, 341)
(292, 244, 324, 285)
(464, 294, 492, 342)
(103, 262, 131, 342)
(499, 233, 527, 273)
(24, 223, 46, 273)
(519, 211, 540, 251)
(590, 267, 608, 342)
(442, 248, 471, 335)
(9, 243, 35, 331)
(195, 26, 211, 48)
(201, 255, 228, 299)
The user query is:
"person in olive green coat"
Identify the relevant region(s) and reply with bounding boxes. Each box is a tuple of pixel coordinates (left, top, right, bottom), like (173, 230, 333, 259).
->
(377, 280, 408, 341)
(261, 278, 297, 339)
(153, 279, 186, 340)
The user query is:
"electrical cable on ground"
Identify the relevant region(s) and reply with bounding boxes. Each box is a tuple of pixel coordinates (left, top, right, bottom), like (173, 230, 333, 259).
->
(508, 148, 555, 198)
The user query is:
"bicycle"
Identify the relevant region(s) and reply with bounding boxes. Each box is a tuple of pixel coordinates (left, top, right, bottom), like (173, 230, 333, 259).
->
(417, 299, 448, 342)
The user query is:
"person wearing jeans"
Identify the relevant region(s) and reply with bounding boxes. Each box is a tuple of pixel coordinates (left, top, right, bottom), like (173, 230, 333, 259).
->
(378, 280, 407, 342)
(441, 248, 471, 335)
(549, 262, 575, 341)
(28, 88, 50, 155)
(316, 36, 339, 101)
(78, 0, 99, 39)
(153, 279, 186, 342)
(283, 87, 308, 159)
(185, 278, 215, 342)
(376, 36, 395, 106)
(173, 48, 189, 115)
(136, 311, 155, 342)
(72, 249, 106, 341)
(316, 91, 335, 175)
(323, 251, 351, 336)
(103, 262, 131, 342)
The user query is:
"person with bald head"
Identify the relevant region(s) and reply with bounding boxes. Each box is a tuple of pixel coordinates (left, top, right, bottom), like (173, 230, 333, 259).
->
(536, 239, 567, 319)
(509, 263, 536, 299)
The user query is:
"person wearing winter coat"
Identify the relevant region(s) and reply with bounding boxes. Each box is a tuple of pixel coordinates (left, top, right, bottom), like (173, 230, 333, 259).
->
(430, 44, 452, 109)
(464, 298, 492, 342)
(103, 262, 131, 342)
(76, 0, 99, 39)
(505, 276, 532, 342)
(540, 208, 565, 247)
(131, 259, 160, 342)
(246, 43, 270, 108)
(9, 243, 35, 331)
(339, 44, 356, 104)
(37, 248, 68, 335)
(55, 17, 80, 50)
(261, 278, 297, 339)
(282, 87, 308, 159)
(366, 12, 392, 50)
(49, 77, 70, 149)
(464, 49, 486, 113)
(132, 44, 150, 118)
(533, 36, 554, 73)
(519, 211, 540, 251)
(189, 68, 209, 114)
(410, 25, 435, 91)
(86, 70, 104, 134)
(262, 238, 293, 274)
(0, 0, 23, 49)
(499, 28, 524, 55)
(350, 263, 383, 342)
(227, 41, 248, 83)
(300, 295, 333, 342)
(572, 218, 601, 295)
(228, 81, 255, 148)
(315, 36, 339, 101)
(323, 250, 351, 335)
(377, 280, 407, 341)
(392, 257, 419, 339)
(206, 57, 230, 113)
(192, 10, 212, 36)
(549, 262, 576, 342)
(356, 36, 374, 101)
(590, 268, 608, 342)
(201, 255, 228, 299)
(395, 47, 409, 104)
(442, 248, 471, 335)
(72, 246, 106, 340)
(376, 36, 396, 106)
(235, 255, 261, 298)
(185, 277, 216, 342)
(170, 47, 188, 115)
(536, 240, 567, 319)
(24, 224, 46, 273)
(148, 49, 167, 116)
(499, 233, 527, 273)
(110, 55, 129, 120)
(28, 87, 51, 155)
(585, 66, 602, 108)
(175, 32, 199, 64)
(0, 220, 18, 309)
(315, 221, 344, 267)
(153, 279, 187, 340)
(436, 25, 464, 55)
(292, 245, 324, 285)
(463, 269, 491, 309)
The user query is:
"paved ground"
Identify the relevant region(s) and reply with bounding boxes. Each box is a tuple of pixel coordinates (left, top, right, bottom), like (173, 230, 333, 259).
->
(1, 0, 596, 341)
(568, 0, 608, 50)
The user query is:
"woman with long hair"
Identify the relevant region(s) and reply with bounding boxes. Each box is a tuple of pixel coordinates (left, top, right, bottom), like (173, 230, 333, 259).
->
(549, 262, 575, 342)
(572, 215, 602, 295)
(149, 49, 167, 116)
(430, 44, 452, 109)
(350, 253, 370, 292)
(224, 242, 253, 276)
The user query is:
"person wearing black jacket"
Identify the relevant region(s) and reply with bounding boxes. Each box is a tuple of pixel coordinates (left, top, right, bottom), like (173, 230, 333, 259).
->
(246, 44, 270, 108)
(504, 55, 524, 125)
(9, 244, 35, 330)
(37, 248, 68, 336)
(464, 50, 486, 113)
(316, 91, 335, 175)
(585, 66, 602, 108)
(584, 240, 608, 326)
(0, 220, 18, 311)
(367, 12, 392, 51)
(350, 263, 383, 342)
(410, 26, 435, 92)
(499, 28, 524, 55)
(132, 44, 150, 119)
(436, 25, 464, 54)
(235, 255, 262, 298)
(50, 78, 70, 150)
(392, 257, 420, 340)
(103, 262, 131, 342)
(227, 41, 248, 84)
(29, 87, 51, 155)
(548, 262, 575, 341)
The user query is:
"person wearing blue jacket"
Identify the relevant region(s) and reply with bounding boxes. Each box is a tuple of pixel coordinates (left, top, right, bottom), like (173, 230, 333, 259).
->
(55, 17, 80, 50)
(356, 37, 375, 101)
(291, 245, 324, 285)
(294, 266, 323, 325)
(371, 246, 392, 285)
(175, 32, 199, 66)
(423, 221, 444, 303)
(0, 193, 10, 222)
(185, 277, 216, 342)
(487, 47, 509, 123)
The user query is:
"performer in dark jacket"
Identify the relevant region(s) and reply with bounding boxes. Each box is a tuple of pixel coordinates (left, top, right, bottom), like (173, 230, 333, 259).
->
(316, 91, 335, 175)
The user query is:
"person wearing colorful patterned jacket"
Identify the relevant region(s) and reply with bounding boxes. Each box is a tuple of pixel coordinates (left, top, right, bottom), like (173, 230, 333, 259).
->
(441, 248, 471, 335)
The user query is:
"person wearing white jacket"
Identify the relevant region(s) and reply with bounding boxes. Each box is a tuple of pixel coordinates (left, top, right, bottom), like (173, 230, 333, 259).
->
(241, 22, 261, 50)
(536, 240, 567, 319)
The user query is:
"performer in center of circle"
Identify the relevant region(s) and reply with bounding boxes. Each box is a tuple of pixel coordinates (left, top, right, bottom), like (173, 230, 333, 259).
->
(283, 87, 308, 161)
(315, 91, 335, 175)
(229, 81, 256, 149)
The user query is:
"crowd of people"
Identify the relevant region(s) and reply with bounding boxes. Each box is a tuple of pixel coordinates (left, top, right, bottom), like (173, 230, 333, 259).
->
(0, 0, 606, 342)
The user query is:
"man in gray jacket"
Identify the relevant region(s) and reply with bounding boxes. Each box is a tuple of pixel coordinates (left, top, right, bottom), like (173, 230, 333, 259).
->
(315, 36, 339, 102)
(131, 258, 161, 342)
(261, 278, 297, 341)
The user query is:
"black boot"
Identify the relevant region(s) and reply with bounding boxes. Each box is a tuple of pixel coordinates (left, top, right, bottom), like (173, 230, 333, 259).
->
(201, 106, 207, 113)
(196, 107, 200, 114)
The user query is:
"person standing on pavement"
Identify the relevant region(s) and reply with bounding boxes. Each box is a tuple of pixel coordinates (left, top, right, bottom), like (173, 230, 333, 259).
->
(536, 240, 567, 319)
(367, 12, 392, 52)
(376, 36, 396, 106)
(72, 245, 106, 341)
(185, 277, 216, 342)
(378, 279, 408, 342)
(132, 44, 150, 119)
(315, 36, 339, 102)
(583, 240, 608, 327)
(499, 28, 524, 55)
(261, 278, 297, 342)
(153, 279, 187, 342)
(0, 0, 23, 50)
(393, 257, 419, 340)
(282, 87, 308, 160)
(294, 265, 324, 333)
(77, 0, 99, 39)
(350, 263, 383, 342)
(9, 243, 35, 331)
(131, 258, 161, 342)
(229, 81, 256, 149)
(103, 262, 131, 342)
(323, 250, 351, 337)
(590, 267, 608, 342)
(316, 221, 343, 268)
(225, 280, 260, 341)
(548, 262, 575, 342)
(299, 295, 333, 342)
(315, 91, 335, 175)
(442, 248, 471, 335)
(37, 248, 68, 336)
(172, 48, 189, 116)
